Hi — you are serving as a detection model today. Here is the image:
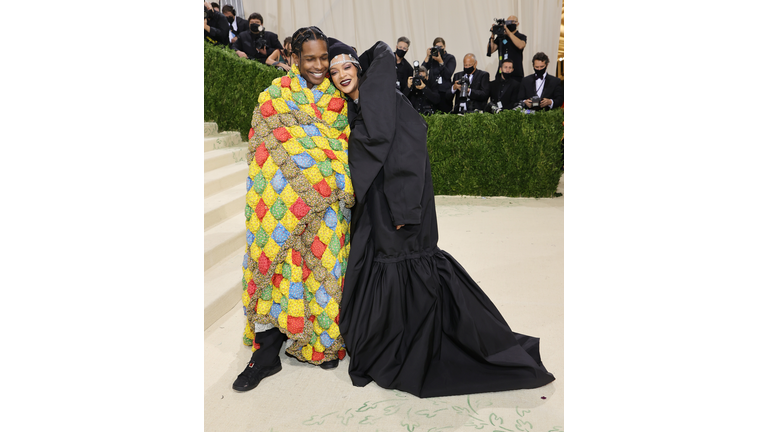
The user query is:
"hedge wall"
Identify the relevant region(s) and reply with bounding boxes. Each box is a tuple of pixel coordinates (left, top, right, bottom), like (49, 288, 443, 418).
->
(204, 42, 285, 141)
(425, 109, 563, 197)
(204, 41, 563, 197)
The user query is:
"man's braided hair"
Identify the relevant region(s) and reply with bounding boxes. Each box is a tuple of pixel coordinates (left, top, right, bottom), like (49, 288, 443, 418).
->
(291, 26, 328, 59)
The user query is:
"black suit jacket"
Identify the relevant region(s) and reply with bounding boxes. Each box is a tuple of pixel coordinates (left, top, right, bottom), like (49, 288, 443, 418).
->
(204, 10, 230, 46)
(233, 30, 281, 63)
(448, 69, 490, 113)
(227, 17, 249, 46)
(489, 77, 520, 110)
(516, 73, 564, 110)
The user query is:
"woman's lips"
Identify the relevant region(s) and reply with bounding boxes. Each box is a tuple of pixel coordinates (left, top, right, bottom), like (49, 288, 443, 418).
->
(340, 79, 351, 87)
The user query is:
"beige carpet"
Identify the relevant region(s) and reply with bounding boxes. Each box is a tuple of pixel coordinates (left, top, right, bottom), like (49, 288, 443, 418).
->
(205, 192, 564, 432)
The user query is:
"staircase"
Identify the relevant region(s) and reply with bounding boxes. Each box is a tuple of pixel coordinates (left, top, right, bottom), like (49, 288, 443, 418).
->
(204, 122, 249, 330)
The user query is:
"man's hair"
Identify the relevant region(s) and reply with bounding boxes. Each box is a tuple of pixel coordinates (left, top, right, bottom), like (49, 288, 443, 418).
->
(397, 36, 411, 47)
(211, 3, 220, 9)
(221, 4, 235, 15)
(532, 52, 550, 65)
(501, 59, 514, 66)
(417, 65, 428, 75)
(433, 37, 446, 47)
(248, 12, 264, 24)
(464, 53, 476, 62)
(291, 26, 328, 58)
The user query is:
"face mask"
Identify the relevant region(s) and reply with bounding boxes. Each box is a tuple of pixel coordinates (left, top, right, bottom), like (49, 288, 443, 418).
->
(395, 49, 407, 58)
(535, 67, 547, 79)
(502, 72, 514, 80)
(226, 16, 234, 24)
(464, 66, 475, 75)
(250, 23, 263, 33)
(507, 23, 517, 32)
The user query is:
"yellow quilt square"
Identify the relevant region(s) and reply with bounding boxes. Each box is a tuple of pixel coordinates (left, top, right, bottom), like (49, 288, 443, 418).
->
(263, 238, 280, 259)
(317, 94, 332, 107)
(311, 135, 329, 149)
(324, 298, 339, 319)
(245, 188, 259, 209)
(272, 98, 290, 114)
(313, 338, 325, 352)
(301, 344, 313, 361)
(279, 277, 290, 297)
(287, 299, 304, 317)
(282, 138, 304, 156)
(278, 312, 288, 329)
(248, 161, 261, 178)
(330, 159, 346, 174)
(309, 299, 324, 317)
(320, 248, 337, 270)
(249, 243, 262, 260)
(317, 224, 334, 244)
(306, 275, 320, 293)
(286, 125, 306, 139)
(261, 185, 278, 206)
(302, 165, 323, 184)
(260, 212, 278, 234)
(291, 261, 302, 282)
(257, 299, 273, 315)
(258, 92, 271, 104)
(279, 184, 299, 206)
(306, 147, 327, 162)
(327, 322, 340, 339)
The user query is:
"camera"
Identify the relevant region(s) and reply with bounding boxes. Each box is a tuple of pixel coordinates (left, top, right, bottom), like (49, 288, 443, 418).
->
(530, 95, 540, 109)
(430, 46, 444, 58)
(458, 76, 469, 99)
(250, 24, 267, 50)
(492, 18, 514, 36)
(411, 61, 423, 87)
(484, 102, 503, 114)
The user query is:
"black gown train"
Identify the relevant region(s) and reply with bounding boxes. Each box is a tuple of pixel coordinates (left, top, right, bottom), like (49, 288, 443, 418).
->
(338, 41, 555, 398)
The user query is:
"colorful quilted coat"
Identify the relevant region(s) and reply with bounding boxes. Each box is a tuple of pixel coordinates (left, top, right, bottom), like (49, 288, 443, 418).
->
(241, 64, 355, 364)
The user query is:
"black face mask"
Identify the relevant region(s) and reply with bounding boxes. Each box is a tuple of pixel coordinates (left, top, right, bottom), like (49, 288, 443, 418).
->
(507, 23, 517, 32)
(395, 49, 407, 58)
(534, 67, 547, 79)
(464, 66, 475, 75)
(226, 16, 234, 24)
(502, 72, 514, 80)
(250, 23, 263, 33)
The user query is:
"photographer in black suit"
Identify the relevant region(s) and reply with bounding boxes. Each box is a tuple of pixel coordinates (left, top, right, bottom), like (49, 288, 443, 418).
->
(233, 13, 282, 64)
(448, 53, 490, 114)
(487, 59, 520, 112)
(394, 37, 414, 93)
(403, 65, 440, 115)
(487, 15, 527, 81)
(221, 4, 248, 48)
(204, 1, 229, 46)
(422, 37, 456, 113)
(516, 52, 563, 111)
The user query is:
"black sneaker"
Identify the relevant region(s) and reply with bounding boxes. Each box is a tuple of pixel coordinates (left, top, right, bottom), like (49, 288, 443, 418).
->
(232, 357, 282, 392)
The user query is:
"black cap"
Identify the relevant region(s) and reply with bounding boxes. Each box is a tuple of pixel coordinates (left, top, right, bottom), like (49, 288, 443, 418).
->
(328, 37, 359, 64)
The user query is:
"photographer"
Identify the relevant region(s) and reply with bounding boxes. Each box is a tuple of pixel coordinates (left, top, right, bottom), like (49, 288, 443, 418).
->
(233, 13, 282, 64)
(394, 37, 413, 93)
(487, 15, 526, 81)
(516, 52, 563, 111)
(422, 37, 456, 113)
(204, 1, 229, 46)
(487, 59, 520, 112)
(265, 37, 293, 72)
(403, 66, 440, 115)
(448, 53, 490, 114)
(221, 4, 248, 47)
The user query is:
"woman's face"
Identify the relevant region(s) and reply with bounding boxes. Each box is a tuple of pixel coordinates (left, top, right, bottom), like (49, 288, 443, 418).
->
(292, 39, 328, 88)
(329, 55, 359, 96)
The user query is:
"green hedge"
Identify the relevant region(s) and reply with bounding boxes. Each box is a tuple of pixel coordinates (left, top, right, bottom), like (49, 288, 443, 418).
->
(204, 42, 286, 141)
(425, 109, 563, 197)
(204, 41, 563, 197)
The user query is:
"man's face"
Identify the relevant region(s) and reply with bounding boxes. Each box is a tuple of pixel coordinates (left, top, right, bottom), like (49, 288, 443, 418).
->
(435, 42, 445, 51)
(294, 39, 329, 89)
(501, 62, 514, 74)
(533, 60, 547, 71)
(419, 72, 428, 80)
(396, 41, 409, 53)
(507, 15, 519, 26)
(249, 18, 263, 32)
(463, 56, 476, 70)
(223, 11, 235, 20)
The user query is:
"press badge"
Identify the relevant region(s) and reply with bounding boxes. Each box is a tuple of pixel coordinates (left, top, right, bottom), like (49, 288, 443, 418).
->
(437, 76, 443, 84)
(504, 53, 509, 60)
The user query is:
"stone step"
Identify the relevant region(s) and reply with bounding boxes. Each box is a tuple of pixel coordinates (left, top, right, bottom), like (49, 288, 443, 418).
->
(204, 211, 246, 272)
(204, 146, 249, 173)
(204, 161, 248, 198)
(204, 248, 246, 330)
(204, 122, 218, 137)
(205, 182, 247, 231)
(204, 131, 242, 152)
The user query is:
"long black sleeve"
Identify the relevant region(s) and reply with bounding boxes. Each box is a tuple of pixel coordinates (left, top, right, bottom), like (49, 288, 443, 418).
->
(469, 71, 490, 103)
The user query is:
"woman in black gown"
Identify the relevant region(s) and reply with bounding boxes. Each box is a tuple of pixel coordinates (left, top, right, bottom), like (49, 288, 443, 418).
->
(327, 39, 555, 398)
